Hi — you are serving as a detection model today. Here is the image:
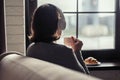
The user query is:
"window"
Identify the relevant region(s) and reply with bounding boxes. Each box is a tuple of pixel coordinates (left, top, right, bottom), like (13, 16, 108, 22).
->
(37, 0, 115, 50)
(26, 0, 120, 61)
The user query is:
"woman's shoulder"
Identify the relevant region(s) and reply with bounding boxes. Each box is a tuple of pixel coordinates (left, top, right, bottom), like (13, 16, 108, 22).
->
(28, 42, 72, 52)
(52, 43, 74, 54)
(52, 43, 71, 50)
(27, 42, 73, 51)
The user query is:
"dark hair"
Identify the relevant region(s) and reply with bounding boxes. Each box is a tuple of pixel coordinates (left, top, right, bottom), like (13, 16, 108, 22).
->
(29, 4, 59, 43)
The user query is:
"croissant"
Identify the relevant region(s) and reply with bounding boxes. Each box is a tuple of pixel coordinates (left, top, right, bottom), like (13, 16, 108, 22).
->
(84, 57, 99, 64)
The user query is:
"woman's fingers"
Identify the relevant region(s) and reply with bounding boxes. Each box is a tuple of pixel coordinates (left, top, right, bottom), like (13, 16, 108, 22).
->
(70, 36, 83, 52)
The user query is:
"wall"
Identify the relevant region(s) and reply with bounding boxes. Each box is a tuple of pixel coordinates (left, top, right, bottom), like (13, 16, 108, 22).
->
(5, 0, 25, 53)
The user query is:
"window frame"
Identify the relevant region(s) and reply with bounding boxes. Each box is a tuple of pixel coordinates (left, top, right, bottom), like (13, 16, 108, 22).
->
(25, 0, 120, 62)
(0, 0, 6, 54)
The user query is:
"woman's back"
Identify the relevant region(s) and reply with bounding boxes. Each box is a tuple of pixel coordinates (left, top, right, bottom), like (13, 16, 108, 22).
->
(27, 42, 86, 73)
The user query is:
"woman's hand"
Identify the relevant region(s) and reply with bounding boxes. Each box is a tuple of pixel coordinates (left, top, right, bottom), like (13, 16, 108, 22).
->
(70, 36, 83, 52)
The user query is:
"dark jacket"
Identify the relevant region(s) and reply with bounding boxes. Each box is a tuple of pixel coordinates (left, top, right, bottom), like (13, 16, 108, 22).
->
(27, 42, 89, 74)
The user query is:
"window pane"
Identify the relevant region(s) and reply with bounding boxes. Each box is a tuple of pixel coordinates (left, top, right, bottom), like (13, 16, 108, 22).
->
(78, 13, 115, 50)
(57, 14, 76, 44)
(79, 0, 115, 12)
(37, 0, 76, 12)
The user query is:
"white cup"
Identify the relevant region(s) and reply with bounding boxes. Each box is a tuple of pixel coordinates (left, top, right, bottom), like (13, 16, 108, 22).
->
(64, 37, 73, 47)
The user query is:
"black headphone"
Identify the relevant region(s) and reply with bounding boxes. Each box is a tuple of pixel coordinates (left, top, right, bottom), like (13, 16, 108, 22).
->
(56, 6, 66, 30)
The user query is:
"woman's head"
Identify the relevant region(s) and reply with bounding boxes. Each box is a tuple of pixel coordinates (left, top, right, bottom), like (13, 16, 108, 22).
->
(30, 4, 66, 43)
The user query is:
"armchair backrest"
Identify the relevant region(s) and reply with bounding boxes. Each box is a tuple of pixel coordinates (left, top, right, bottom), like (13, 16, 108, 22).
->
(0, 52, 101, 80)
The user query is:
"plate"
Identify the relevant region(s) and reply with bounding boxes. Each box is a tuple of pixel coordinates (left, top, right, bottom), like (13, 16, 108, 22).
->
(86, 62, 101, 66)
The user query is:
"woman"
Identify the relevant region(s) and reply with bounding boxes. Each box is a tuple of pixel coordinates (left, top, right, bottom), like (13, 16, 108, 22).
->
(27, 4, 89, 74)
